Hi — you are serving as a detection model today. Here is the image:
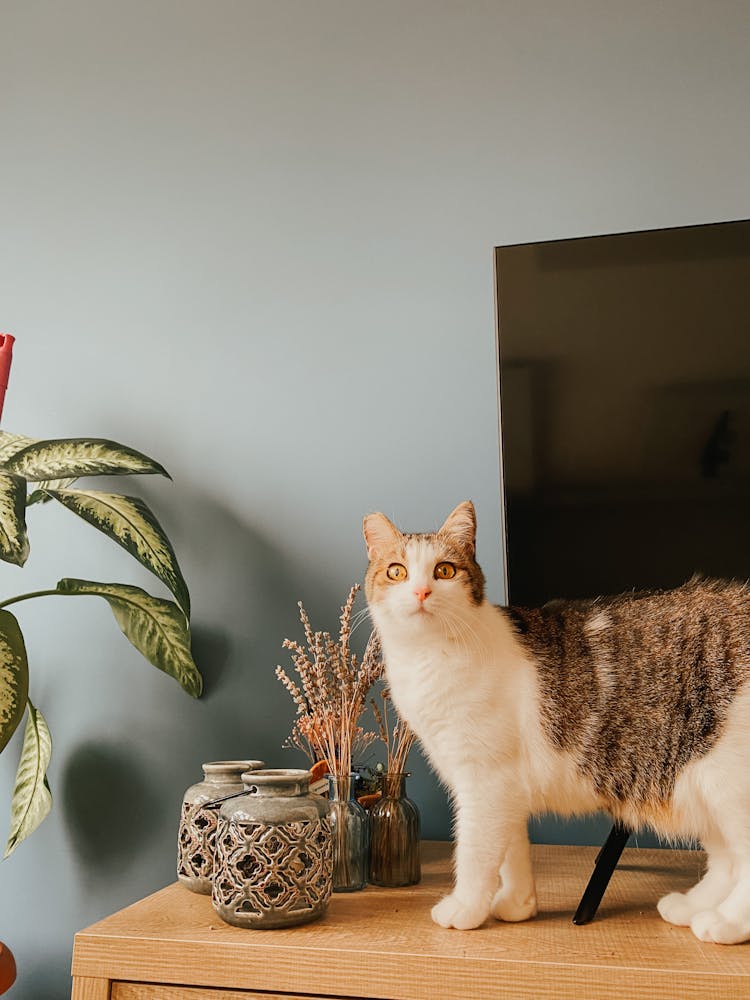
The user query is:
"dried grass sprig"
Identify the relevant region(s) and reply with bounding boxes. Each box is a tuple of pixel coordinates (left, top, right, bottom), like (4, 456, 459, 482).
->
(276, 584, 385, 778)
(371, 684, 417, 775)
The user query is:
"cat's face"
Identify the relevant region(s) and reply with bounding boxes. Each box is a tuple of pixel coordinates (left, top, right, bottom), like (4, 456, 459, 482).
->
(363, 502, 485, 634)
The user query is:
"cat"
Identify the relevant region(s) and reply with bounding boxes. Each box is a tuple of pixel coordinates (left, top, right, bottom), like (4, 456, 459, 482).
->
(363, 500, 750, 945)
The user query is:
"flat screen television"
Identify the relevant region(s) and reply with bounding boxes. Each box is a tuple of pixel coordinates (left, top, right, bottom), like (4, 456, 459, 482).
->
(495, 217, 750, 846)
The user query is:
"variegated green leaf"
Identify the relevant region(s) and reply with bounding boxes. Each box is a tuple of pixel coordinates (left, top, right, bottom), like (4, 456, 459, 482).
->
(0, 610, 29, 753)
(4, 700, 52, 858)
(27, 478, 77, 505)
(0, 472, 29, 566)
(0, 431, 35, 465)
(43, 488, 190, 616)
(0, 432, 79, 500)
(56, 579, 201, 697)
(6, 438, 169, 482)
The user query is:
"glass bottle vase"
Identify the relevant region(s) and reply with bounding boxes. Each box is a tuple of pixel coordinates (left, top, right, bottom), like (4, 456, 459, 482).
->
(369, 772, 421, 887)
(327, 773, 369, 892)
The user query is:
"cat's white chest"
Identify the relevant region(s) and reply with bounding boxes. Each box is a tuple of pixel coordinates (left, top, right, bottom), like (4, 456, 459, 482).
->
(383, 630, 504, 770)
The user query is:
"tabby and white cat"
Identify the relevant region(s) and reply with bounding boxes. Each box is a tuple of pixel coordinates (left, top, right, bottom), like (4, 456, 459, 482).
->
(363, 501, 750, 944)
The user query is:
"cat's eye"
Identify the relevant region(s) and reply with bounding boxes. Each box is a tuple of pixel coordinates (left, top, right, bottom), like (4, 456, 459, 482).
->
(434, 562, 456, 580)
(386, 563, 408, 581)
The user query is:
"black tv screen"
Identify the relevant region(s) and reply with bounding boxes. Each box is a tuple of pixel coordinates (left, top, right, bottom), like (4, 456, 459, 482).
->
(496, 219, 750, 609)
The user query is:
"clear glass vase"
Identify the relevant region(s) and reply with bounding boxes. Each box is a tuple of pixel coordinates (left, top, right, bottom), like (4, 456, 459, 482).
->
(327, 773, 368, 892)
(369, 772, 421, 887)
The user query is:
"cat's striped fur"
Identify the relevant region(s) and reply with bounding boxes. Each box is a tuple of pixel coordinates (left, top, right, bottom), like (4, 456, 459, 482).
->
(508, 579, 748, 814)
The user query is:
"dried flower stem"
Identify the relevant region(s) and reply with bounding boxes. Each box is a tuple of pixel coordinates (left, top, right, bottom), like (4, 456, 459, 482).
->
(276, 585, 384, 778)
(371, 684, 416, 775)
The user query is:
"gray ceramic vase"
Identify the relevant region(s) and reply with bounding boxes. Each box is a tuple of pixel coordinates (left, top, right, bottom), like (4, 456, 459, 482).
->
(177, 760, 265, 894)
(212, 768, 333, 929)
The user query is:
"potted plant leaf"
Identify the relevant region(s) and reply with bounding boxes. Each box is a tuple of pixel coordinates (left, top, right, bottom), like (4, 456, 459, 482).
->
(0, 430, 202, 858)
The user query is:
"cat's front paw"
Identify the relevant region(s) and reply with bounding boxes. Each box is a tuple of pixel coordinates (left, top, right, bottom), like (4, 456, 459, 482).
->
(491, 886, 538, 923)
(431, 893, 490, 930)
(690, 909, 750, 945)
(657, 891, 693, 927)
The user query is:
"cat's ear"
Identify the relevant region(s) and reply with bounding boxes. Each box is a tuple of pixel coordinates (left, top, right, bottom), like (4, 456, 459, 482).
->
(439, 501, 477, 554)
(363, 512, 402, 560)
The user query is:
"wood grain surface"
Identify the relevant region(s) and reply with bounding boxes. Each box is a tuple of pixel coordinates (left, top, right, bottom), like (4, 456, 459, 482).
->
(71, 842, 750, 1000)
(71, 977, 111, 1000)
(112, 987, 354, 1000)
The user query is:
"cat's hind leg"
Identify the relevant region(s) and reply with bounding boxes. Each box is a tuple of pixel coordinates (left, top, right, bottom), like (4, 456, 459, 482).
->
(657, 837, 734, 928)
(491, 822, 538, 922)
(690, 847, 750, 945)
(683, 719, 750, 944)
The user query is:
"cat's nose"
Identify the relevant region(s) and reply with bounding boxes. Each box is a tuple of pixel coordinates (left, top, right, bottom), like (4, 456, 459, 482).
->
(414, 586, 432, 603)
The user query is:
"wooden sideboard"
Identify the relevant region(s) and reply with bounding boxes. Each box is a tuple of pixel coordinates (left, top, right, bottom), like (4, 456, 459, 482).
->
(71, 841, 750, 1000)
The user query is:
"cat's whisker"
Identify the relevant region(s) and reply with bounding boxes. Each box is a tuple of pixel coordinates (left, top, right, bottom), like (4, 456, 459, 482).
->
(444, 612, 474, 654)
(445, 618, 481, 669)
(439, 612, 475, 661)
(350, 606, 370, 625)
(350, 607, 373, 638)
(439, 608, 488, 665)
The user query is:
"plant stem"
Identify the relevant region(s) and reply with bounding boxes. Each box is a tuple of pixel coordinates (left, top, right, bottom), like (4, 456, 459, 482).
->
(0, 589, 62, 610)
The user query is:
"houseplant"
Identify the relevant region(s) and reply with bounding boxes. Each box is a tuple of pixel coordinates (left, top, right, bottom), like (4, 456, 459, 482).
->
(0, 430, 201, 858)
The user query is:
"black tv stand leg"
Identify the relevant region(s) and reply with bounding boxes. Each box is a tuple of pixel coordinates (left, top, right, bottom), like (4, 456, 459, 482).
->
(572, 822, 631, 925)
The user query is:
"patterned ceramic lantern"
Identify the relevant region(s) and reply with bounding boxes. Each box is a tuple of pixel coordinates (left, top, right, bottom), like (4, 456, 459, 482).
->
(177, 760, 265, 894)
(213, 768, 333, 929)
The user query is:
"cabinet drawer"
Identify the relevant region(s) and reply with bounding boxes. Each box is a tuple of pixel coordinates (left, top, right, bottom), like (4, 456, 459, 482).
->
(112, 985, 364, 1000)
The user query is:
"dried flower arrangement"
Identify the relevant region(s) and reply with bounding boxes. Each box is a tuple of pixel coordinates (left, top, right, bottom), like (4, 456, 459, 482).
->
(370, 685, 417, 778)
(275, 584, 384, 780)
(369, 684, 421, 886)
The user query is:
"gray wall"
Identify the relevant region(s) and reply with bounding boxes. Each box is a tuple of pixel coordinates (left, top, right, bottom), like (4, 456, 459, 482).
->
(1, 1, 748, 995)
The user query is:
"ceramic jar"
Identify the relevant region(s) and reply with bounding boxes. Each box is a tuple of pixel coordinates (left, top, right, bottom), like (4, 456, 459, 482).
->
(213, 769, 333, 929)
(177, 760, 265, 894)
